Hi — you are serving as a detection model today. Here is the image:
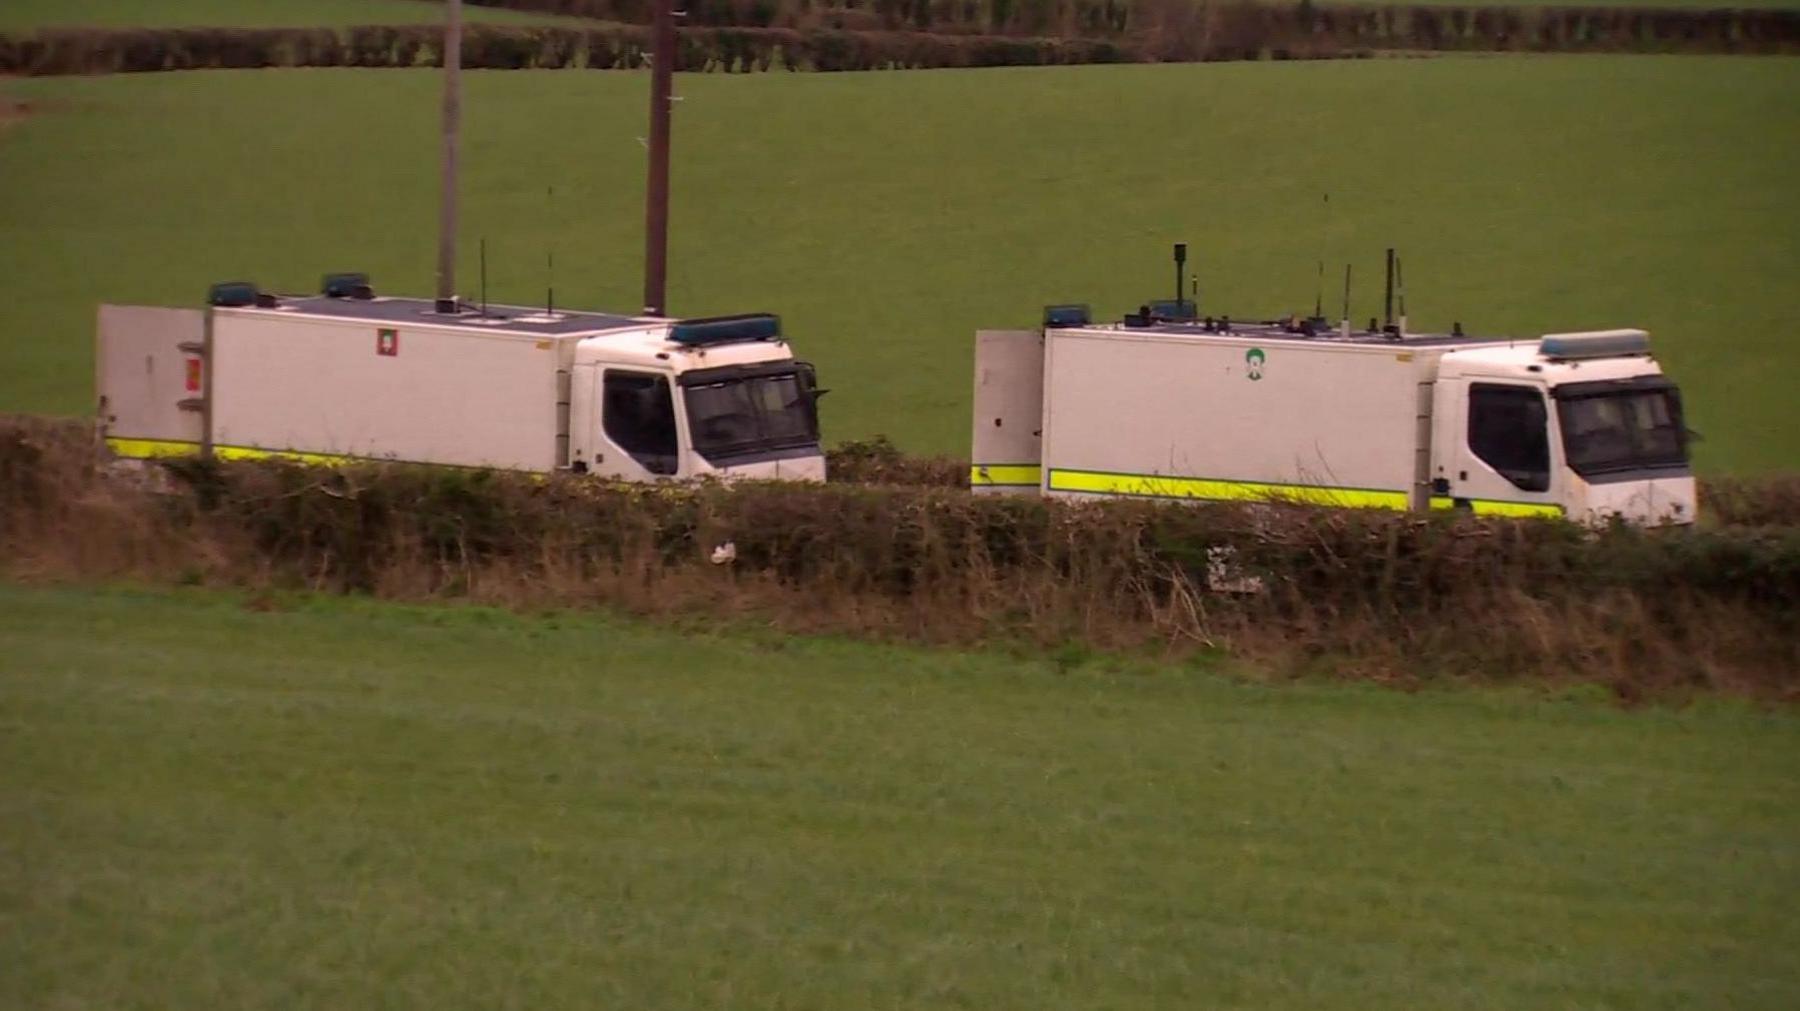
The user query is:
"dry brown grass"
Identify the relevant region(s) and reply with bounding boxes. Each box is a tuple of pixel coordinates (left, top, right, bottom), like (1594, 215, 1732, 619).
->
(826, 436, 965, 488)
(4, 416, 1796, 699)
(1701, 474, 1800, 528)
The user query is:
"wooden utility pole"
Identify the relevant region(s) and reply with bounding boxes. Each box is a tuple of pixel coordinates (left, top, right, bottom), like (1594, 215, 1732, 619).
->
(642, 0, 675, 317)
(435, 0, 463, 314)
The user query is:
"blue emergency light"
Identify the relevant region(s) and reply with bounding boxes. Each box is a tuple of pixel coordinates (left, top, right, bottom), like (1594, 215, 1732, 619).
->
(207, 281, 260, 307)
(1043, 304, 1091, 328)
(1148, 299, 1197, 321)
(1538, 329, 1651, 360)
(321, 272, 371, 298)
(669, 313, 781, 346)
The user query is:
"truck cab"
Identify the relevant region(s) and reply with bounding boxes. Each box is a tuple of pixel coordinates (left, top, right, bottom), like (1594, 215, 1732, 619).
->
(1432, 330, 1695, 525)
(569, 316, 826, 482)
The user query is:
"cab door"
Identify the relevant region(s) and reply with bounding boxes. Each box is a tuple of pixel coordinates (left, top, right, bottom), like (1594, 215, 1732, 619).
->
(574, 366, 681, 481)
(96, 304, 208, 457)
(1432, 379, 1563, 518)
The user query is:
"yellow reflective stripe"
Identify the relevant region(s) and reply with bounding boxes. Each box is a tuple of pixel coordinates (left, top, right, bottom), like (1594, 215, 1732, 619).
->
(970, 464, 1041, 487)
(213, 444, 350, 466)
(105, 437, 200, 459)
(1474, 500, 1562, 518)
(1047, 469, 1408, 510)
(1429, 496, 1563, 518)
(109, 437, 357, 467)
(108, 439, 550, 478)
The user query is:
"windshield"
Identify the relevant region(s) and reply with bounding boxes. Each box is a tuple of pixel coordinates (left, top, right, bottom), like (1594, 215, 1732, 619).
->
(1555, 381, 1688, 477)
(683, 371, 819, 462)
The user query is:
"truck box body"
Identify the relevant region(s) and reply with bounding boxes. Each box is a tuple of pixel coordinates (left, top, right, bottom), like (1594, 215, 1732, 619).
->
(1041, 327, 1472, 508)
(211, 306, 578, 472)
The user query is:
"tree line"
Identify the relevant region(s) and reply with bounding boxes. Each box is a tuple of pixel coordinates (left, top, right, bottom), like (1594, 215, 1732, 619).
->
(1, 5, 1793, 76)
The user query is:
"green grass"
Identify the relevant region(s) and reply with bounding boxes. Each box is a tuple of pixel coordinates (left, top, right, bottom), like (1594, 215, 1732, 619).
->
(0, 58, 1796, 472)
(0, 584, 1796, 1008)
(0, 584, 1795, 1008)
(0, 0, 599, 31)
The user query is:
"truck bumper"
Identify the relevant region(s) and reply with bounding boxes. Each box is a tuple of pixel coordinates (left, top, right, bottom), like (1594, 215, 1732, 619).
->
(711, 452, 827, 483)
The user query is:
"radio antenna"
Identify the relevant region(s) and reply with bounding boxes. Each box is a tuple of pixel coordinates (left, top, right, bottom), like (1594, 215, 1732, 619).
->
(545, 185, 555, 317)
(1395, 253, 1407, 335)
(1172, 242, 1187, 310)
(1340, 262, 1352, 331)
(1314, 192, 1328, 319)
(1383, 247, 1396, 330)
(479, 236, 488, 317)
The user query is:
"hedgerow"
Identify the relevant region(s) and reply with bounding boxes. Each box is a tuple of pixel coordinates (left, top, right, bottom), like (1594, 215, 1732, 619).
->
(3, 416, 1795, 697)
(0, 6, 1792, 76)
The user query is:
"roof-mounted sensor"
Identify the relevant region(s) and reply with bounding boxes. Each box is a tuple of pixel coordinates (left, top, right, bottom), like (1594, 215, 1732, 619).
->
(322, 272, 373, 299)
(208, 281, 261, 307)
(1538, 329, 1651, 360)
(1148, 299, 1196, 322)
(1043, 304, 1090, 328)
(669, 313, 781, 346)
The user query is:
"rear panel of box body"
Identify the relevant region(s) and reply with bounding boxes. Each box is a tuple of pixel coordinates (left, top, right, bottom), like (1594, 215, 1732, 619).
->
(1041, 329, 1441, 506)
(210, 310, 575, 471)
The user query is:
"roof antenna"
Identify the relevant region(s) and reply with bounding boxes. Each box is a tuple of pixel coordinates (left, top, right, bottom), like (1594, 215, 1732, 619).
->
(1383, 247, 1396, 333)
(1395, 253, 1407, 336)
(545, 185, 556, 317)
(1340, 263, 1352, 338)
(479, 236, 488, 317)
(1313, 193, 1328, 320)
(1172, 242, 1187, 313)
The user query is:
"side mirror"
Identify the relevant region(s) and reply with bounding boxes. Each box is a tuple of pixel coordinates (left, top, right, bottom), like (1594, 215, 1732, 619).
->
(797, 361, 829, 400)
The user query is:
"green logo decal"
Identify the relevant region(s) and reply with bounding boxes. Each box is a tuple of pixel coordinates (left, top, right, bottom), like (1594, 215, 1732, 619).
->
(1245, 347, 1266, 381)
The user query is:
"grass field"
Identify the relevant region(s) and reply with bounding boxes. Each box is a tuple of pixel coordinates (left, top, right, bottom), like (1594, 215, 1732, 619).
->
(0, 57, 1795, 471)
(1, 582, 1795, 1008)
(0, 0, 599, 31)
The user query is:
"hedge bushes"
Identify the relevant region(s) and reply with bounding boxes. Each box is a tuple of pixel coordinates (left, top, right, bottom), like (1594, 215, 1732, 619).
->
(0, 23, 1149, 74)
(3, 417, 1796, 696)
(1, 6, 1792, 76)
(458, 0, 1800, 46)
(471, 0, 1800, 57)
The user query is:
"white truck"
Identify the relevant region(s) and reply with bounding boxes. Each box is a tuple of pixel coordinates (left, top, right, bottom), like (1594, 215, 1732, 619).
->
(97, 275, 827, 481)
(971, 281, 1695, 526)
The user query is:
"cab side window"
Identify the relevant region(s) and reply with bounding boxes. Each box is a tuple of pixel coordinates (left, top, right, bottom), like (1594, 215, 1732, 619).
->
(1468, 384, 1550, 492)
(602, 371, 678, 475)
